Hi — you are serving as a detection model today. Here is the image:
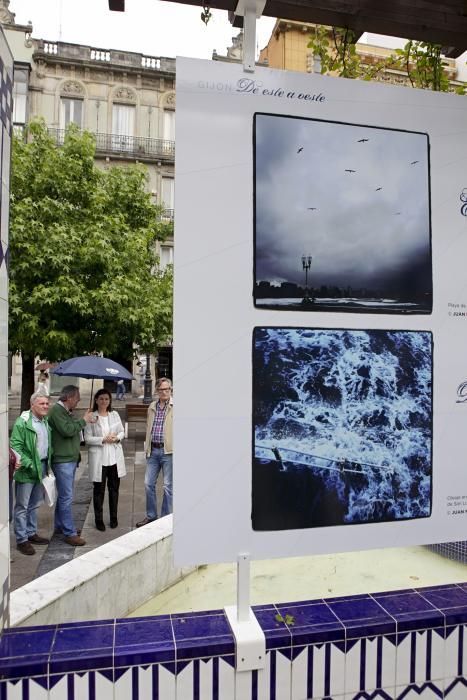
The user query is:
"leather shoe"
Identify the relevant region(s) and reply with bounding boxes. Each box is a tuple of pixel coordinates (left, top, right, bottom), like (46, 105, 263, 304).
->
(28, 534, 50, 545)
(64, 535, 86, 546)
(95, 521, 106, 531)
(135, 517, 156, 528)
(17, 541, 35, 555)
(54, 528, 81, 536)
(110, 520, 118, 529)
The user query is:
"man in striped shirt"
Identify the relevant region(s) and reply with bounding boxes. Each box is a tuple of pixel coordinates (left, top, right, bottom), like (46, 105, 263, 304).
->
(136, 378, 173, 527)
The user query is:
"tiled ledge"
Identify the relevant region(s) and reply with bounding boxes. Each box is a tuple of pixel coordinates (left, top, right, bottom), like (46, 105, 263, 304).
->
(9, 515, 196, 628)
(2, 583, 467, 698)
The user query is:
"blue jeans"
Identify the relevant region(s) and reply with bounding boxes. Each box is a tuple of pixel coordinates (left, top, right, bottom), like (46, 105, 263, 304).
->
(116, 384, 125, 400)
(52, 461, 78, 537)
(145, 448, 173, 520)
(14, 460, 47, 544)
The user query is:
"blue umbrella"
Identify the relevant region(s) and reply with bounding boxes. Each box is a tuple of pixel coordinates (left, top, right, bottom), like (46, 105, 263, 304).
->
(52, 356, 134, 381)
(52, 356, 134, 406)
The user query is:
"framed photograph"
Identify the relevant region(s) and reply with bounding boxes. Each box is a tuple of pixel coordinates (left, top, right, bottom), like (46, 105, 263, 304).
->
(254, 113, 432, 314)
(252, 327, 433, 530)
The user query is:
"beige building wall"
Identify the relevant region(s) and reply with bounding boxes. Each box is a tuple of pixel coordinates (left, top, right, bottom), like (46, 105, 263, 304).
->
(3, 21, 175, 394)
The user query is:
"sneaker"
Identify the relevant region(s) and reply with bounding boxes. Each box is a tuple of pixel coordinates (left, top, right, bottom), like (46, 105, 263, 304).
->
(64, 535, 86, 546)
(95, 521, 105, 531)
(135, 517, 156, 528)
(17, 541, 35, 555)
(28, 534, 50, 545)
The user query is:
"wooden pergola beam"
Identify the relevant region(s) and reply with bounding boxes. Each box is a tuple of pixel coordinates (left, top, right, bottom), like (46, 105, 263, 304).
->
(108, 0, 467, 57)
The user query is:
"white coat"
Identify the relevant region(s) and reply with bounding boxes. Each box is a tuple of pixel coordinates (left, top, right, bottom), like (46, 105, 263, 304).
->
(84, 410, 126, 482)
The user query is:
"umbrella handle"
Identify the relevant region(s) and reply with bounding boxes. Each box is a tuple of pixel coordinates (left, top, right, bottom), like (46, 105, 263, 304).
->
(89, 378, 94, 409)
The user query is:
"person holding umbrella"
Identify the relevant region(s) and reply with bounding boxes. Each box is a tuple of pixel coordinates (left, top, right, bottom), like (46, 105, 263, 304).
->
(48, 385, 95, 546)
(85, 388, 126, 530)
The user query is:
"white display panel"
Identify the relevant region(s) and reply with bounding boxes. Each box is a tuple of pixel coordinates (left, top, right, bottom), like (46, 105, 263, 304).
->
(174, 57, 467, 566)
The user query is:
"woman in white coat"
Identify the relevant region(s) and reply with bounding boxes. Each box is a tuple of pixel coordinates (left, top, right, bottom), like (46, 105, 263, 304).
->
(84, 388, 126, 531)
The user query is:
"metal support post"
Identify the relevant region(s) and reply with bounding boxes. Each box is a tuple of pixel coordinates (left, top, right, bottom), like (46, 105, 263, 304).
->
(233, 0, 266, 73)
(224, 553, 266, 671)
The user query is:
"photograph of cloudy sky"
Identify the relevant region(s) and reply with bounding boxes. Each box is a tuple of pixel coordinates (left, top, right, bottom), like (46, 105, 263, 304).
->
(254, 113, 432, 314)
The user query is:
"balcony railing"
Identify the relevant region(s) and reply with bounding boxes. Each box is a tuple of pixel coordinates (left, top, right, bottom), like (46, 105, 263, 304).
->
(47, 128, 175, 162)
(161, 209, 174, 221)
(35, 40, 176, 75)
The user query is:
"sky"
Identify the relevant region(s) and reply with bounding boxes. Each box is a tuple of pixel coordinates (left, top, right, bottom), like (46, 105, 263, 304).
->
(9, 0, 277, 60)
(255, 114, 432, 298)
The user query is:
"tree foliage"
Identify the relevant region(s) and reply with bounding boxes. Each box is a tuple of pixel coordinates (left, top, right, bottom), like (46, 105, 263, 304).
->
(393, 41, 465, 94)
(9, 120, 173, 407)
(308, 26, 393, 80)
(308, 27, 466, 94)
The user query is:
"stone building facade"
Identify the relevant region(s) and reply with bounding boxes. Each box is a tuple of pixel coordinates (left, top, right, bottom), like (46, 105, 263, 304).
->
(2, 14, 175, 391)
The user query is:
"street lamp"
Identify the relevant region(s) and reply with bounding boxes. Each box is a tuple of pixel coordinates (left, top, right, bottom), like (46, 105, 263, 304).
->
(301, 255, 314, 305)
(142, 353, 153, 404)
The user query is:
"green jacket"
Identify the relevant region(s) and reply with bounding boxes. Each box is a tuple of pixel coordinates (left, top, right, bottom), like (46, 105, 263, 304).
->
(48, 402, 86, 464)
(10, 410, 52, 484)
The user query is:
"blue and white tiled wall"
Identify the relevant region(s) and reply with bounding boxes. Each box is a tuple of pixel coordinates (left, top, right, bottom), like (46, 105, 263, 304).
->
(3, 584, 467, 698)
(0, 25, 13, 635)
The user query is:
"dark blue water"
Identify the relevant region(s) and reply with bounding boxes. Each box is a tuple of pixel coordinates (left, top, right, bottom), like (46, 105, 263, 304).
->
(253, 328, 432, 528)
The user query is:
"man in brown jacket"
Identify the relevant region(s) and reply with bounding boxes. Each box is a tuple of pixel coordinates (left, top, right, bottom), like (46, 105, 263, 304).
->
(136, 378, 173, 527)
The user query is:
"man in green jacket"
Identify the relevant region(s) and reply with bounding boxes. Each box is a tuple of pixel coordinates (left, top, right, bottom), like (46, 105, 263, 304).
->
(10, 392, 52, 555)
(48, 385, 94, 546)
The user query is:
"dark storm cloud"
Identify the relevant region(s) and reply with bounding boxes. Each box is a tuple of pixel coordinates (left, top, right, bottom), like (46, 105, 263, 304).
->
(254, 113, 431, 293)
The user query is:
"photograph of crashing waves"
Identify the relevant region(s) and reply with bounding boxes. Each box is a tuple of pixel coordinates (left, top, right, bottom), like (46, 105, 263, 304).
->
(253, 113, 432, 314)
(252, 327, 433, 531)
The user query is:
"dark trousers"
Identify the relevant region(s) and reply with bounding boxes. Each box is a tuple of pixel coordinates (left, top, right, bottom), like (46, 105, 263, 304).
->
(93, 464, 120, 525)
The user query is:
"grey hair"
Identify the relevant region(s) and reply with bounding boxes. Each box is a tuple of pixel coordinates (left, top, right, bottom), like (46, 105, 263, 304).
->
(156, 377, 172, 390)
(30, 391, 49, 405)
(59, 385, 80, 402)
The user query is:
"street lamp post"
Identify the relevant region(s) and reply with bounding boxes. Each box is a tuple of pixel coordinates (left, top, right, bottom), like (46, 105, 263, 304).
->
(301, 255, 313, 305)
(142, 353, 153, 404)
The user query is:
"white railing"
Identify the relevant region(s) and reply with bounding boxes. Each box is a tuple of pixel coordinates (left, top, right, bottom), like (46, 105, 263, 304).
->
(43, 42, 58, 54)
(90, 49, 111, 62)
(142, 56, 161, 69)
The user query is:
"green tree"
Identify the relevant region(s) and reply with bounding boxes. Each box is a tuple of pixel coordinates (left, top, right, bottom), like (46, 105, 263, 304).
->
(393, 40, 465, 94)
(308, 25, 395, 80)
(9, 120, 173, 409)
(308, 27, 466, 94)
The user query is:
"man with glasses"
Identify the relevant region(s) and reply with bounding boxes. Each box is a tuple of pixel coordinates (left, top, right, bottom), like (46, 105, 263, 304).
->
(136, 377, 173, 526)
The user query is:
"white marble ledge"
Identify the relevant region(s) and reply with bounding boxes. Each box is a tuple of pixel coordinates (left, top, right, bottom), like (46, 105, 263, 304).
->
(10, 515, 175, 627)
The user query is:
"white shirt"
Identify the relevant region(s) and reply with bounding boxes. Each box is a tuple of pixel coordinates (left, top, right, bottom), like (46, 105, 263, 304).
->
(98, 415, 118, 466)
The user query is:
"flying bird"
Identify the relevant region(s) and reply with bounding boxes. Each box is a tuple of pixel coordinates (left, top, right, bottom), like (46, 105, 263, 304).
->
(345, 169, 356, 173)
(375, 187, 382, 191)
(358, 138, 369, 143)
(307, 207, 317, 211)
(394, 212, 401, 215)
(297, 147, 303, 153)
(410, 160, 419, 165)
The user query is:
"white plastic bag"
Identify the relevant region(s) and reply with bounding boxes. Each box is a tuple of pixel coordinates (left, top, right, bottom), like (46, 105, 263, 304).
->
(42, 472, 56, 508)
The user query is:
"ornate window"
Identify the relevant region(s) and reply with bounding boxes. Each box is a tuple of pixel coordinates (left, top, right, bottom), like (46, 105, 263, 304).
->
(59, 81, 85, 129)
(60, 98, 83, 128)
(111, 86, 137, 152)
